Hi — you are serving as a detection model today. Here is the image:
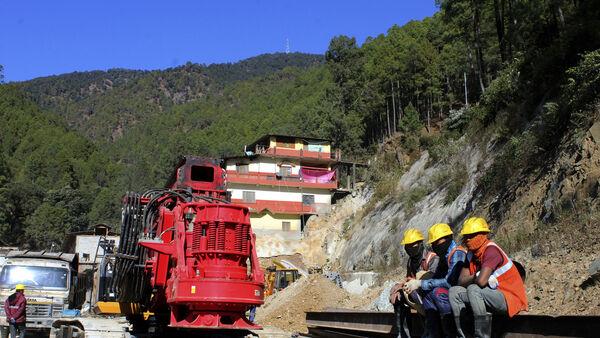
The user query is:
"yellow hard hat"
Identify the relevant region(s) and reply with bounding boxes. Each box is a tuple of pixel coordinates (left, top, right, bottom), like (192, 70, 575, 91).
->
(15, 284, 25, 291)
(428, 223, 453, 244)
(460, 217, 491, 236)
(400, 228, 425, 245)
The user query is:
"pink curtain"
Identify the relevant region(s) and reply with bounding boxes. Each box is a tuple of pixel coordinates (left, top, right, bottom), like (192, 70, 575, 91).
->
(300, 168, 336, 183)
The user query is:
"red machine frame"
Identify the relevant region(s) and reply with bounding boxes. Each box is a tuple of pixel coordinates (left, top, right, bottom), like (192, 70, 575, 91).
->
(119, 157, 264, 330)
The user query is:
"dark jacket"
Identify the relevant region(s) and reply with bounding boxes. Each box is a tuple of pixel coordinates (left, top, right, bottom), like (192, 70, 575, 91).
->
(4, 292, 26, 324)
(406, 250, 439, 278)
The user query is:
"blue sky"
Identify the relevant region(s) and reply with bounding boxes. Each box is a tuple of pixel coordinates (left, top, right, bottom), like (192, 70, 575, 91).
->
(0, 1, 437, 82)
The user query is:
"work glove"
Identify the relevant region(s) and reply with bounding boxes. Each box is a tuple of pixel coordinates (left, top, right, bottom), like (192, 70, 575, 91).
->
(488, 275, 499, 289)
(475, 271, 499, 289)
(404, 279, 421, 294)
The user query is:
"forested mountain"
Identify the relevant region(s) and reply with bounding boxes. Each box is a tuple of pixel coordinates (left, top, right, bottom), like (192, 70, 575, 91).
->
(1, 0, 599, 250)
(19, 53, 323, 141)
(0, 86, 122, 248)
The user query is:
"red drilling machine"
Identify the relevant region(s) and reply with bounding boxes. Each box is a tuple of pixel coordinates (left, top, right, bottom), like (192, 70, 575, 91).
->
(105, 157, 264, 334)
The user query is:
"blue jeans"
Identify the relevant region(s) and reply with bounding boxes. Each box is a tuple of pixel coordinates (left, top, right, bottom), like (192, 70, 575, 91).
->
(423, 287, 452, 315)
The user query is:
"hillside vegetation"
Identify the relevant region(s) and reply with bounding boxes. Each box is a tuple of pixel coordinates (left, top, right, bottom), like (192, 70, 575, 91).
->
(0, 86, 121, 248)
(19, 53, 324, 141)
(1, 0, 600, 252)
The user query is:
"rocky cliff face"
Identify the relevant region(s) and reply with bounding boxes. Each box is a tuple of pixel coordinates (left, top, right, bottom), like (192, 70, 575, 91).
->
(301, 137, 492, 271)
(483, 119, 600, 240)
(338, 143, 490, 272)
(297, 188, 371, 267)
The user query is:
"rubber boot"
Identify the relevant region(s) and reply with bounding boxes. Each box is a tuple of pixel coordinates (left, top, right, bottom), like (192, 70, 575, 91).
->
(453, 315, 467, 338)
(394, 302, 412, 338)
(473, 314, 492, 338)
(424, 310, 442, 338)
(440, 314, 456, 338)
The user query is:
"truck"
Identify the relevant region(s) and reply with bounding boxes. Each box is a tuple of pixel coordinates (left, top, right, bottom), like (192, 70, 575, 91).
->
(0, 251, 78, 334)
(0, 250, 130, 338)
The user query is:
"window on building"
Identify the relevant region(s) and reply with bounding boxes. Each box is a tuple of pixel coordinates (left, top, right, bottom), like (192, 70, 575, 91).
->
(302, 194, 315, 205)
(279, 165, 292, 177)
(242, 191, 255, 203)
(237, 164, 249, 174)
(303, 140, 327, 152)
(282, 221, 291, 232)
(308, 144, 325, 152)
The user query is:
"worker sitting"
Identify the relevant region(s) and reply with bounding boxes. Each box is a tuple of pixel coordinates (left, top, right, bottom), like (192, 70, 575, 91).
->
(403, 223, 467, 338)
(449, 217, 528, 338)
(389, 228, 438, 338)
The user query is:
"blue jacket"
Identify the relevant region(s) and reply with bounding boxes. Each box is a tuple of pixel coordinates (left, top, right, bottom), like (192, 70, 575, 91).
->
(420, 240, 467, 291)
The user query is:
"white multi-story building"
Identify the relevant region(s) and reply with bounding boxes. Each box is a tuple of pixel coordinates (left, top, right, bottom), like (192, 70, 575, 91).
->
(223, 135, 341, 256)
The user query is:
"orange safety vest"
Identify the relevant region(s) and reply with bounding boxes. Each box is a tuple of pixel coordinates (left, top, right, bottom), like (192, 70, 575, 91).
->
(469, 241, 528, 317)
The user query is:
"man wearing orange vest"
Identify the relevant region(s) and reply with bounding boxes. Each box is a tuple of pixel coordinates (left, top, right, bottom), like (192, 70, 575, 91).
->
(389, 229, 439, 338)
(449, 217, 528, 338)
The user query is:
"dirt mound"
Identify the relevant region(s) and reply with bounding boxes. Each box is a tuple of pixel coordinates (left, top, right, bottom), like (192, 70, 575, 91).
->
(524, 252, 600, 315)
(255, 274, 368, 333)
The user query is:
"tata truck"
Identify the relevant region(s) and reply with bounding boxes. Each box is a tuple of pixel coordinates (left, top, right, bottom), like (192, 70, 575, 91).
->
(0, 251, 79, 334)
(0, 251, 129, 338)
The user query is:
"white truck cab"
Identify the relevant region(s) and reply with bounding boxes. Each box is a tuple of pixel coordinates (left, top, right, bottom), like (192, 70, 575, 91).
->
(0, 251, 77, 332)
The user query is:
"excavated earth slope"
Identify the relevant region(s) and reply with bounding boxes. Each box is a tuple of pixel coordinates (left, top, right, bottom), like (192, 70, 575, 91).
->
(255, 274, 375, 333)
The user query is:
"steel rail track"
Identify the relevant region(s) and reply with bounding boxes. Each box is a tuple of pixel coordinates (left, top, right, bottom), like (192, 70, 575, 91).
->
(302, 310, 600, 338)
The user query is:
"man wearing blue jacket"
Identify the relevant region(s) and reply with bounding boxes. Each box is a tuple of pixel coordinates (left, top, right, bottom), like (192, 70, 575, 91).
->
(403, 223, 467, 338)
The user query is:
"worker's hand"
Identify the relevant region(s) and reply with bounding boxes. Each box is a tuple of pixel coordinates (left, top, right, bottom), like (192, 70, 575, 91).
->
(389, 291, 399, 304)
(389, 283, 403, 304)
(390, 282, 404, 294)
(9, 318, 15, 324)
(403, 279, 421, 294)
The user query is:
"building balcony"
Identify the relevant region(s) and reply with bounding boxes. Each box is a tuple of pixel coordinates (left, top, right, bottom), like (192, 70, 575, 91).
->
(226, 171, 338, 189)
(230, 199, 332, 215)
(253, 145, 341, 161)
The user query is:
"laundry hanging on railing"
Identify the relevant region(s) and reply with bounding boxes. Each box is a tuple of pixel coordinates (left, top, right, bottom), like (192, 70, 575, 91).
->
(300, 168, 336, 183)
